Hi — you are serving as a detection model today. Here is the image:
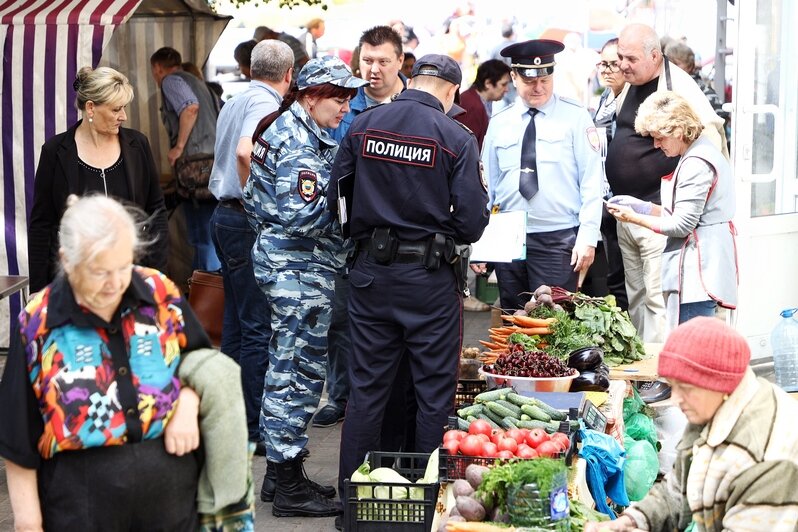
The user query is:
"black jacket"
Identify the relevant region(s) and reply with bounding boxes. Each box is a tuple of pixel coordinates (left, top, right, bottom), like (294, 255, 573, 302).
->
(28, 122, 169, 292)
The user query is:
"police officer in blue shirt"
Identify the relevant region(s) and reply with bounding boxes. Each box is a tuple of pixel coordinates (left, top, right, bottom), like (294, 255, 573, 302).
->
(478, 39, 603, 310)
(329, 54, 489, 503)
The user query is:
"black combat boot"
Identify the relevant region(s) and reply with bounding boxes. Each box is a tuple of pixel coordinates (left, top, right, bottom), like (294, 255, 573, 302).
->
(260, 448, 334, 501)
(272, 457, 342, 517)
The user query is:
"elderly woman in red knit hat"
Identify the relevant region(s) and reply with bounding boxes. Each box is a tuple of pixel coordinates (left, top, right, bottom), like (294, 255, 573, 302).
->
(586, 317, 798, 532)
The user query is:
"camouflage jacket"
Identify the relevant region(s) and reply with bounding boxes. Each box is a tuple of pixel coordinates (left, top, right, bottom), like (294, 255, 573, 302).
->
(243, 101, 349, 282)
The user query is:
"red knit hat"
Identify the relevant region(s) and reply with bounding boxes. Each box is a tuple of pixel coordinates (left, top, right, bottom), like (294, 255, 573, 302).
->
(658, 317, 750, 394)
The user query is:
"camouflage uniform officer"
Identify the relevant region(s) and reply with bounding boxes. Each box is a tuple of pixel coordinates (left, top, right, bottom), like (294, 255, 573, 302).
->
(242, 56, 367, 518)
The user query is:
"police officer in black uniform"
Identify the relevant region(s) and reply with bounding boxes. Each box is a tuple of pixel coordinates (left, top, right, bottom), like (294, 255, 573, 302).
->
(329, 54, 489, 500)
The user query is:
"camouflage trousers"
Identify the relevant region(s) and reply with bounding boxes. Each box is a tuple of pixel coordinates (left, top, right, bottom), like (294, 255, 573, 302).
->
(259, 269, 334, 462)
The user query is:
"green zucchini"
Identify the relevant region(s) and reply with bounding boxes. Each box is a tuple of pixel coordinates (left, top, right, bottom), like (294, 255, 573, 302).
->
(520, 414, 531, 421)
(456, 417, 470, 431)
(474, 387, 513, 403)
(476, 413, 501, 430)
(486, 401, 521, 421)
(505, 392, 539, 407)
(457, 404, 483, 419)
(520, 404, 551, 422)
(466, 415, 478, 424)
(533, 399, 567, 421)
(516, 419, 551, 431)
(500, 416, 519, 430)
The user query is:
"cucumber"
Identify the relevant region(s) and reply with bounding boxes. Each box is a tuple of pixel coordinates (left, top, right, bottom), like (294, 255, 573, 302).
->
(466, 415, 478, 424)
(516, 419, 551, 431)
(500, 416, 519, 430)
(457, 404, 483, 419)
(493, 399, 522, 417)
(482, 405, 506, 427)
(520, 414, 531, 421)
(520, 404, 551, 422)
(474, 387, 513, 403)
(505, 392, 539, 407)
(476, 413, 501, 430)
(486, 401, 521, 421)
(456, 417, 470, 431)
(533, 399, 567, 421)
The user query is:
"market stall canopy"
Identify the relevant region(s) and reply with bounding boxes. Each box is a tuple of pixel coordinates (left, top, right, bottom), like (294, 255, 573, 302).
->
(0, 0, 231, 345)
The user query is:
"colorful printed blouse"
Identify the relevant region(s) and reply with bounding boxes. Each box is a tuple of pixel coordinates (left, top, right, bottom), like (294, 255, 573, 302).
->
(0, 267, 210, 467)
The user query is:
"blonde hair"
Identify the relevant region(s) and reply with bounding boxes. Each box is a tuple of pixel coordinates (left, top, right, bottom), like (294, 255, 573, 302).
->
(74, 66, 134, 111)
(634, 90, 704, 142)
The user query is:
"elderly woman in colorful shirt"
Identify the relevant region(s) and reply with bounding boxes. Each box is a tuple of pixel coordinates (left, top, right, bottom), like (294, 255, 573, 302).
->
(0, 195, 211, 531)
(605, 91, 737, 331)
(243, 56, 367, 518)
(586, 317, 798, 532)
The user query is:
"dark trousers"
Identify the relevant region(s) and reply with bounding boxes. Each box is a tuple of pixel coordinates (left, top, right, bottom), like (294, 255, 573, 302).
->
(39, 439, 199, 531)
(211, 203, 271, 442)
(338, 254, 461, 497)
(601, 208, 629, 310)
(325, 274, 352, 409)
(495, 228, 579, 311)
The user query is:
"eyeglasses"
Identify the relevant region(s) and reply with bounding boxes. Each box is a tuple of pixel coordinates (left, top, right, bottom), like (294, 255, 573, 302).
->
(596, 61, 621, 72)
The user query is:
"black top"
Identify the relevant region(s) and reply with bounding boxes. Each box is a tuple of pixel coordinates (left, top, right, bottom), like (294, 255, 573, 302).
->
(328, 89, 489, 244)
(76, 155, 129, 198)
(0, 270, 210, 469)
(28, 123, 169, 292)
(604, 77, 679, 204)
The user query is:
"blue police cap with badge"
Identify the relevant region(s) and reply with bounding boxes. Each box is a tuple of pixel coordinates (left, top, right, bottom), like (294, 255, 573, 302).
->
(296, 55, 369, 90)
(501, 39, 565, 78)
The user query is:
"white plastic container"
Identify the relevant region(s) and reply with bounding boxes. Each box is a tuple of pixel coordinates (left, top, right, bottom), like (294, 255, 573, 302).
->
(771, 308, 798, 393)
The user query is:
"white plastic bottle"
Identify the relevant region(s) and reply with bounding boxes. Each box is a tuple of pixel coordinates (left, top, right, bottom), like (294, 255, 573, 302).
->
(771, 308, 798, 392)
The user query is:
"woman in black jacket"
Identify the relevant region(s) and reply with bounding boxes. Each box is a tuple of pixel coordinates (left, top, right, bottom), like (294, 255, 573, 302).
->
(28, 66, 168, 292)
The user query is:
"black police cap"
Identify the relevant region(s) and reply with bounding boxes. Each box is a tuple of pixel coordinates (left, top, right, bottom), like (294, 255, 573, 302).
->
(411, 54, 462, 86)
(501, 39, 565, 78)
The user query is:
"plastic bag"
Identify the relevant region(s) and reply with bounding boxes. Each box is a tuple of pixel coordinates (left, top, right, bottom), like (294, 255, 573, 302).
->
(579, 429, 630, 517)
(623, 386, 645, 420)
(623, 439, 659, 501)
(625, 412, 660, 452)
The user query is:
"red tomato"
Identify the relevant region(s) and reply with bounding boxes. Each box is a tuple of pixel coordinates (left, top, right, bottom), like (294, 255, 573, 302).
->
(551, 432, 571, 451)
(442, 439, 460, 456)
(497, 437, 518, 454)
(505, 429, 526, 443)
(496, 450, 515, 459)
(516, 446, 539, 459)
(490, 429, 505, 445)
(525, 428, 550, 449)
(481, 441, 499, 458)
(459, 435, 484, 457)
(443, 430, 467, 443)
(468, 419, 493, 437)
(475, 433, 490, 443)
(536, 440, 561, 458)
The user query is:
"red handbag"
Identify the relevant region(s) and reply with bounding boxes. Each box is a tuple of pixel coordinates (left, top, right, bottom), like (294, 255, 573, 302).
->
(188, 270, 224, 347)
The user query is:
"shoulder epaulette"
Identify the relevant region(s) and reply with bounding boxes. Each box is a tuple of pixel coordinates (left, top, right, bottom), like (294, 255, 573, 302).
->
(558, 95, 584, 108)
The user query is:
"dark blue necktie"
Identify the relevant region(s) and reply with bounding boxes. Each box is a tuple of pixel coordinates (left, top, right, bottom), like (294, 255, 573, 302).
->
(519, 108, 539, 200)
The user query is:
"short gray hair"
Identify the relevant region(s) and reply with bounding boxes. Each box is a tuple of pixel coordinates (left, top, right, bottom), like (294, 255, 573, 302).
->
(250, 40, 294, 81)
(74, 66, 134, 111)
(59, 195, 144, 270)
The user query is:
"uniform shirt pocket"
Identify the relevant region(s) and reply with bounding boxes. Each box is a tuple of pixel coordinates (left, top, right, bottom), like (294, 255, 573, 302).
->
(494, 133, 521, 172)
(536, 126, 570, 163)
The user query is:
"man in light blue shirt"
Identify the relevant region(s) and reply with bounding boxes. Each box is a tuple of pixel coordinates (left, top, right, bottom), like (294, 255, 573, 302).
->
(208, 39, 293, 459)
(479, 39, 603, 310)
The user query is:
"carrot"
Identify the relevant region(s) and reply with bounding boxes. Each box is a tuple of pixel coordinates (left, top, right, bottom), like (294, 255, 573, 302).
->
(514, 327, 552, 336)
(489, 335, 508, 346)
(478, 340, 504, 350)
(512, 315, 556, 328)
(500, 314, 516, 322)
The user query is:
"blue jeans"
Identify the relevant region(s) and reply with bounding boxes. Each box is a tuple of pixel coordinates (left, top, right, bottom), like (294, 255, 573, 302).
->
(679, 300, 717, 324)
(325, 274, 352, 409)
(210, 203, 271, 442)
(184, 200, 221, 271)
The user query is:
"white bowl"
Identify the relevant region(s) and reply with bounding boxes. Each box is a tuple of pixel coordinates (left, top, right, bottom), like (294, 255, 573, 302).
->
(478, 367, 579, 393)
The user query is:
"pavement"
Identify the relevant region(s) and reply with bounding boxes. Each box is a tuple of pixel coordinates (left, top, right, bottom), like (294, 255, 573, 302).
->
(0, 306, 494, 531)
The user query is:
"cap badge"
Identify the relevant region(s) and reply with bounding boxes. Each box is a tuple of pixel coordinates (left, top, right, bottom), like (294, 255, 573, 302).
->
(533, 56, 542, 66)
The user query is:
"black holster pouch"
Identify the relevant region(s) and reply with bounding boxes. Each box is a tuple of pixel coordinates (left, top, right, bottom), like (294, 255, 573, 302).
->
(423, 233, 447, 271)
(370, 227, 397, 264)
(442, 236, 473, 297)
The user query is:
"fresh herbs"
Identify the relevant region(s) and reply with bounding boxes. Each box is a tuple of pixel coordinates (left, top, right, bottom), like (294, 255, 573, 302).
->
(476, 458, 567, 513)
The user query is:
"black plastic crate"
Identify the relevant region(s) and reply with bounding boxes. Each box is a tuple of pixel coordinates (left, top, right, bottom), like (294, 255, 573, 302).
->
(454, 379, 487, 408)
(343, 451, 440, 532)
(439, 446, 496, 483)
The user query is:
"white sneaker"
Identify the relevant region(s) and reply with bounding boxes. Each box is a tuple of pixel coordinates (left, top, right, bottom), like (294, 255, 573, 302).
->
(463, 296, 490, 312)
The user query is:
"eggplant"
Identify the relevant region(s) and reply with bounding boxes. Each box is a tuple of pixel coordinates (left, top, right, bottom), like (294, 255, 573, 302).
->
(567, 347, 604, 371)
(570, 370, 610, 392)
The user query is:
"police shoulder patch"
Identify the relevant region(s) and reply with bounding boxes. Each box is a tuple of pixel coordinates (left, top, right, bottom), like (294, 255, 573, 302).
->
(251, 136, 270, 165)
(586, 126, 601, 152)
(297, 170, 318, 202)
(479, 160, 487, 192)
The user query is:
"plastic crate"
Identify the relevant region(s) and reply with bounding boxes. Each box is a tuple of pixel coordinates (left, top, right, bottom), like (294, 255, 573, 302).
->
(343, 451, 440, 532)
(454, 379, 487, 408)
(439, 446, 496, 482)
